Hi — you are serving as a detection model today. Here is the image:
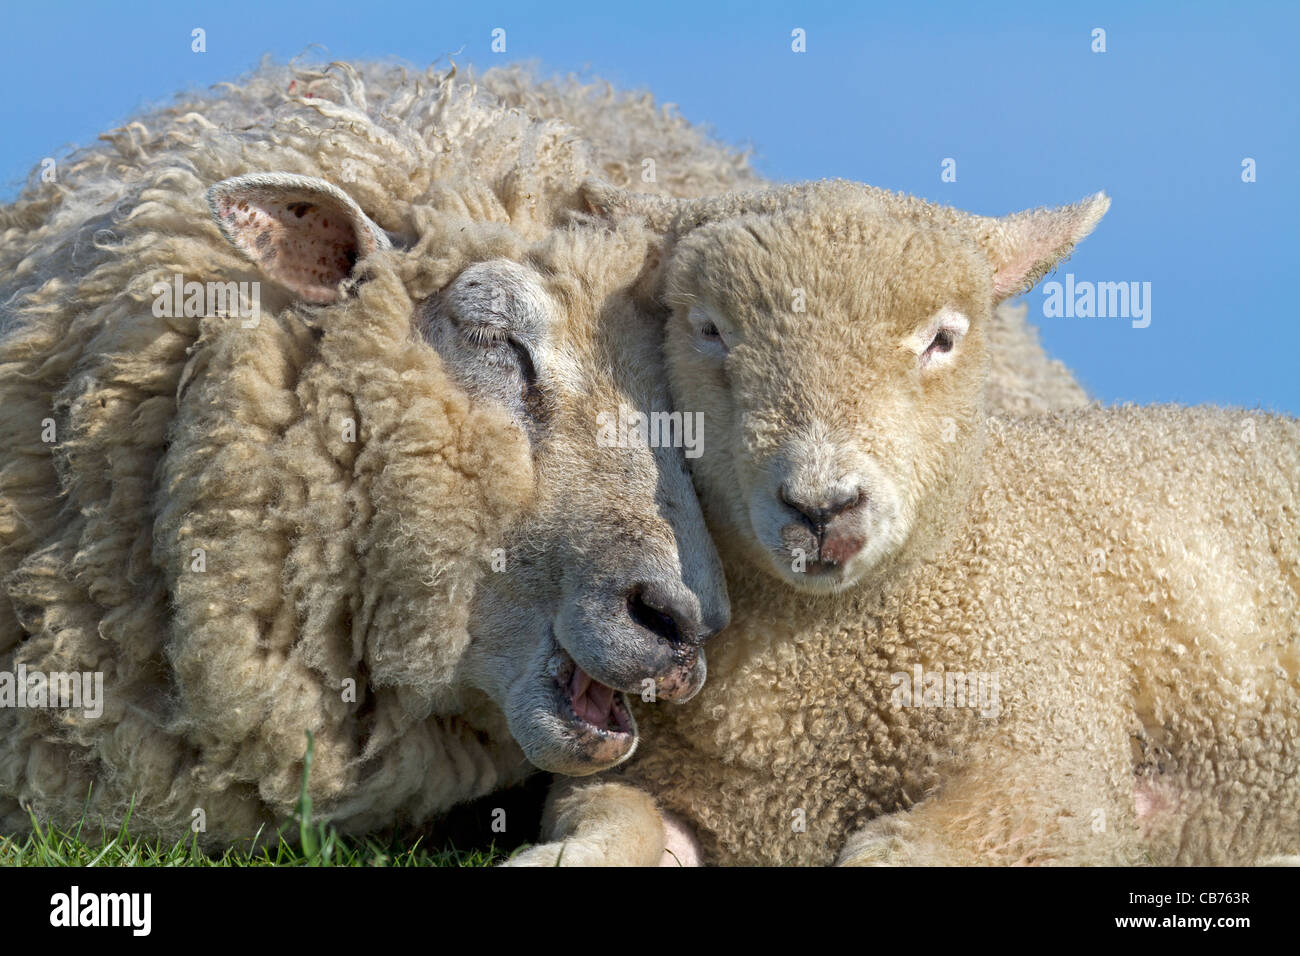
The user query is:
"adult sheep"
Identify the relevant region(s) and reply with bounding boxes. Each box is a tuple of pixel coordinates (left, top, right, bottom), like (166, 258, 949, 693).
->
(516, 181, 1300, 866)
(0, 60, 731, 845)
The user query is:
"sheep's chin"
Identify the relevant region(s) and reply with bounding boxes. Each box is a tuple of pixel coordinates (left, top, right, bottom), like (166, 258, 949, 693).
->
(734, 514, 871, 594)
(522, 640, 638, 774)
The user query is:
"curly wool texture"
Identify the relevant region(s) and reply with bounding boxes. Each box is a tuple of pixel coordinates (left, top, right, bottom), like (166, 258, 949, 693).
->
(623, 406, 1300, 865)
(589, 182, 1297, 866)
(0, 59, 761, 842)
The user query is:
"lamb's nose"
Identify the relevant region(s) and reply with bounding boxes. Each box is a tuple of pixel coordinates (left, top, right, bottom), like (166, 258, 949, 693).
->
(626, 582, 710, 647)
(779, 484, 863, 533)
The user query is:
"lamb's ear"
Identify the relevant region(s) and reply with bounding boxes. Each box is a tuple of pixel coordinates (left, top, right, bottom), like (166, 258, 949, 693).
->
(974, 192, 1110, 301)
(579, 180, 683, 233)
(207, 173, 392, 305)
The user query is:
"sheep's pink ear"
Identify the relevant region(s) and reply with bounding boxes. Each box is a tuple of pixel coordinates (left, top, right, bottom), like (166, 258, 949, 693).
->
(206, 173, 392, 305)
(974, 192, 1110, 301)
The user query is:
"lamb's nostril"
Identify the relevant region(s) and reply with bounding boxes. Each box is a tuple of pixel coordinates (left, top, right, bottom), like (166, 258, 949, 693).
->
(779, 484, 863, 532)
(626, 585, 699, 647)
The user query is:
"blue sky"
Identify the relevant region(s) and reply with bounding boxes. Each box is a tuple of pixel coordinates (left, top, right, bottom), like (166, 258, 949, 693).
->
(2, 1, 1295, 412)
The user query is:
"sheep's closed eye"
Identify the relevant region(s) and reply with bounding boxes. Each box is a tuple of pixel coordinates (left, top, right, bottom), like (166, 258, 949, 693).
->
(422, 259, 551, 432)
(461, 324, 539, 398)
(689, 306, 730, 359)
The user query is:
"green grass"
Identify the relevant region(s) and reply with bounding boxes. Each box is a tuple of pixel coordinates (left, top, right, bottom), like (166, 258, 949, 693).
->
(0, 823, 503, 866)
(0, 732, 517, 867)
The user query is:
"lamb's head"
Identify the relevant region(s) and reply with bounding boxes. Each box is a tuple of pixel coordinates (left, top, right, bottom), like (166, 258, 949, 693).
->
(605, 181, 1108, 594)
(205, 173, 727, 777)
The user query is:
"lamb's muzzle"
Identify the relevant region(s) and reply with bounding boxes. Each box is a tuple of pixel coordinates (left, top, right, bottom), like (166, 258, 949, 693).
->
(777, 482, 868, 572)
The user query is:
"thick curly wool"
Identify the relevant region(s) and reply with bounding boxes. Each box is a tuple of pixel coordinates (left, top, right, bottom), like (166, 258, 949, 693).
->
(625, 406, 1300, 865)
(517, 182, 1298, 868)
(0, 59, 755, 842)
(473, 68, 765, 201)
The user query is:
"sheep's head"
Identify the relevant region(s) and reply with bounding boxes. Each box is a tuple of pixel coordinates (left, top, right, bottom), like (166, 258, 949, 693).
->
(432, 226, 732, 775)
(590, 180, 1108, 594)
(204, 173, 728, 777)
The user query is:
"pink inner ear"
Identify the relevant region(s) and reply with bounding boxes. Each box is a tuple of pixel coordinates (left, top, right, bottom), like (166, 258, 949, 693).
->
(985, 193, 1109, 301)
(214, 194, 367, 304)
(991, 253, 1043, 300)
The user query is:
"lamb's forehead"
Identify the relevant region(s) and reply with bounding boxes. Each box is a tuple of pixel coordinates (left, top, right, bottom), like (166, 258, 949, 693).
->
(671, 201, 988, 332)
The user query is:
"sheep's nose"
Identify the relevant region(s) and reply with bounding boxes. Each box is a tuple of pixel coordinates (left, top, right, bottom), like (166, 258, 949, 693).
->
(626, 581, 718, 647)
(779, 483, 863, 533)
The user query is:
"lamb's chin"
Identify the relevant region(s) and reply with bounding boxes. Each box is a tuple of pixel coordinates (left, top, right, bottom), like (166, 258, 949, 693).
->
(773, 557, 862, 595)
(744, 534, 865, 594)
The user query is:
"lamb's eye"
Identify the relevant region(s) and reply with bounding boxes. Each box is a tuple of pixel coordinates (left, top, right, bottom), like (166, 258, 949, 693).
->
(700, 321, 721, 341)
(926, 329, 955, 356)
(916, 308, 969, 371)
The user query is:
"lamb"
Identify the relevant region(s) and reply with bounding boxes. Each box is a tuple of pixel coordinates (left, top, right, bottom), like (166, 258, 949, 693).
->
(0, 60, 733, 845)
(514, 180, 1300, 866)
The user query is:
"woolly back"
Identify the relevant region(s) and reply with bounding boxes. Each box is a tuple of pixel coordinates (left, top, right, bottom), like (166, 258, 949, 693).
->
(0, 59, 756, 838)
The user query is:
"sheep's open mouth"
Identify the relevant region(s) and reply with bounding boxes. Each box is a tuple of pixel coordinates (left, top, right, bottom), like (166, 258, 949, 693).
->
(552, 648, 634, 738)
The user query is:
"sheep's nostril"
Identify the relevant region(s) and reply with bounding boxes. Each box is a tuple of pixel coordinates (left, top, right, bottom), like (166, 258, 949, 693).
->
(627, 586, 698, 647)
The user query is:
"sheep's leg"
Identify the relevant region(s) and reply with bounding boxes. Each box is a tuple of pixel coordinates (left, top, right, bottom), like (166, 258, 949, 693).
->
(503, 778, 691, 866)
(837, 750, 1136, 866)
(659, 808, 704, 866)
(837, 800, 1060, 867)
(837, 806, 1041, 866)
(836, 810, 932, 866)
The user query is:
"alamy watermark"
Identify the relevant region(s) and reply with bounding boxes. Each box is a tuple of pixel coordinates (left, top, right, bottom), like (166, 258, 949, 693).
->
(0, 664, 104, 719)
(50, 886, 150, 936)
(1041, 273, 1151, 329)
(596, 406, 704, 459)
(152, 274, 262, 328)
(890, 664, 1000, 718)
